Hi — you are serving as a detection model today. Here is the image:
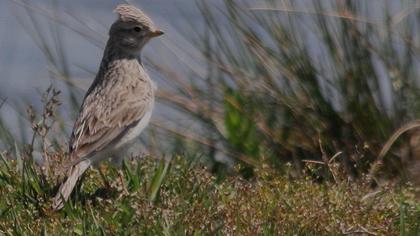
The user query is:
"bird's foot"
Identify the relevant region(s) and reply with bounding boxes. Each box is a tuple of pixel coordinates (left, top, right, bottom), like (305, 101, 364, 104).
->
(117, 169, 129, 196)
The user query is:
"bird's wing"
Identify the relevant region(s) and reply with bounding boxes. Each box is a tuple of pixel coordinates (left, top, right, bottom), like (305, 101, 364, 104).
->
(68, 75, 154, 163)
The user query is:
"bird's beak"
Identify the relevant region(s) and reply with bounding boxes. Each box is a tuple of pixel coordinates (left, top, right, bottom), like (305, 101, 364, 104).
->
(148, 29, 164, 37)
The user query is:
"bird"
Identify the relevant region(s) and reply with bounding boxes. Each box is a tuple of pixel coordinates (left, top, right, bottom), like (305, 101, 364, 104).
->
(52, 4, 164, 210)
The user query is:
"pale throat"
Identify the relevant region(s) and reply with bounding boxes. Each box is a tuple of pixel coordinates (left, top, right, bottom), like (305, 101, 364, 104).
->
(101, 41, 145, 70)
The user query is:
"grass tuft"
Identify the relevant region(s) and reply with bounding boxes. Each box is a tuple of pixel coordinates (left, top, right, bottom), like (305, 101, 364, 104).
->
(0, 154, 418, 235)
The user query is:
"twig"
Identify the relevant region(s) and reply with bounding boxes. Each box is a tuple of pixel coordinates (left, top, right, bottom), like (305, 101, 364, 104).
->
(342, 225, 377, 235)
(302, 160, 325, 165)
(328, 151, 343, 164)
(318, 134, 328, 164)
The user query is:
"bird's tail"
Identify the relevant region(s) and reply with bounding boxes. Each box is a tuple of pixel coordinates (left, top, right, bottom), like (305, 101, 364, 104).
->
(52, 159, 91, 210)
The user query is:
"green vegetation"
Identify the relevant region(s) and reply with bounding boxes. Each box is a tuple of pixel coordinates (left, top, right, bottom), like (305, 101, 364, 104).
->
(0, 0, 419, 234)
(0, 156, 418, 235)
(160, 0, 420, 178)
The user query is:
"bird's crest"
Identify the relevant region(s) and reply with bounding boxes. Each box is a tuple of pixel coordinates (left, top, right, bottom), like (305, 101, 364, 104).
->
(114, 4, 153, 27)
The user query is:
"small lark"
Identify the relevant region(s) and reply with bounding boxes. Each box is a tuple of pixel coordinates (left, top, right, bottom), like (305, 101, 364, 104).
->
(52, 4, 163, 210)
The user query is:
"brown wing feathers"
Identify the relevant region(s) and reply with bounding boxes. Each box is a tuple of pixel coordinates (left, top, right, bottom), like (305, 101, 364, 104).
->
(69, 72, 152, 163)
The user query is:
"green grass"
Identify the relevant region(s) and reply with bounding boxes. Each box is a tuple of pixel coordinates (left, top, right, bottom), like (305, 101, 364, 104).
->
(0, 154, 418, 235)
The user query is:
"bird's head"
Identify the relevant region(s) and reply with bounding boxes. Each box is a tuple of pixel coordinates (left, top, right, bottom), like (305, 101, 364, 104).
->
(109, 4, 163, 53)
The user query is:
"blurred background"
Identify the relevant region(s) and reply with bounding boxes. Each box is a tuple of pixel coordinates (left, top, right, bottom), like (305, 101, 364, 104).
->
(1, 0, 420, 182)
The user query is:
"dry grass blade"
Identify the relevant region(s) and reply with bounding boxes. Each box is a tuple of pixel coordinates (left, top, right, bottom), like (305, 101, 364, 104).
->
(248, 7, 377, 26)
(369, 120, 420, 180)
(391, 2, 420, 27)
(0, 98, 7, 110)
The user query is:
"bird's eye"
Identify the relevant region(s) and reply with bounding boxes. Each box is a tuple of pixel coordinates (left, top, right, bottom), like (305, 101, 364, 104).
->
(133, 26, 142, 32)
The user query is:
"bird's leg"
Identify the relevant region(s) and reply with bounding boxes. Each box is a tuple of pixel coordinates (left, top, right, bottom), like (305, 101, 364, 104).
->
(113, 155, 129, 195)
(98, 166, 111, 189)
(118, 169, 129, 195)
